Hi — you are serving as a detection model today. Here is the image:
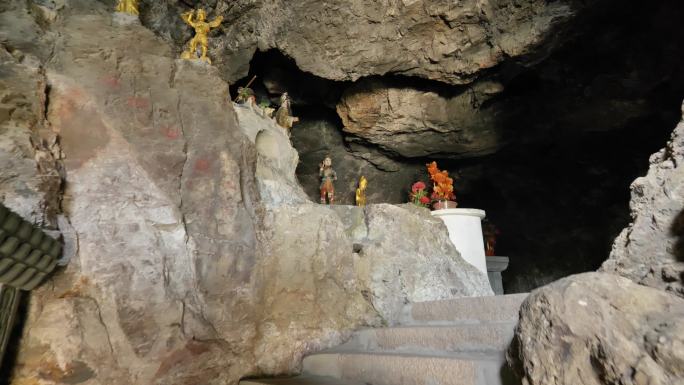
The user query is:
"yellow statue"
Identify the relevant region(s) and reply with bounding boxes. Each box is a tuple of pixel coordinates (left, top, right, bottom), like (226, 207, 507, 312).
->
(180, 9, 223, 64)
(116, 0, 139, 15)
(356, 176, 367, 206)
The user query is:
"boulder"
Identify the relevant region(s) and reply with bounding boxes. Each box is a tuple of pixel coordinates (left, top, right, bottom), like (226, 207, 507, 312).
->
(508, 272, 684, 385)
(602, 102, 684, 297)
(337, 78, 507, 158)
(290, 112, 424, 205)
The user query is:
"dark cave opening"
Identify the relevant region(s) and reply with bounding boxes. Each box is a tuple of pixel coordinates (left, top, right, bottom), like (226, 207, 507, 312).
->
(231, 0, 684, 293)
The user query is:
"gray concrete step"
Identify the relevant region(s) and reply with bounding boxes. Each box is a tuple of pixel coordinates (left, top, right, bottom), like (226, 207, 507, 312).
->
(302, 350, 516, 385)
(338, 322, 517, 354)
(241, 375, 366, 385)
(399, 293, 528, 325)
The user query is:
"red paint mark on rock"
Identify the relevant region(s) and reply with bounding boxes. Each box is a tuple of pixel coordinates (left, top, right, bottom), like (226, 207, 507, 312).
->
(161, 126, 180, 139)
(101, 75, 120, 88)
(127, 96, 149, 109)
(194, 158, 211, 173)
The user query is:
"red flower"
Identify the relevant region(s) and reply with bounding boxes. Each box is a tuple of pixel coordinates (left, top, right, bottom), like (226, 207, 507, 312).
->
(419, 196, 430, 204)
(412, 181, 426, 193)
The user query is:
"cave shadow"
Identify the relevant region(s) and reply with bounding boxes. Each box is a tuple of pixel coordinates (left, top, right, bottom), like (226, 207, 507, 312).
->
(670, 209, 684, 269)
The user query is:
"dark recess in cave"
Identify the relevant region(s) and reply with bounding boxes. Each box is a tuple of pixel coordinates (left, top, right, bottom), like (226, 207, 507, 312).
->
(232, 0, 684, 294)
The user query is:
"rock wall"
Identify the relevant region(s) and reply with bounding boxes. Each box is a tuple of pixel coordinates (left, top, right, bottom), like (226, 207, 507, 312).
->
(602, 102, 684, 297)
(143, 0, 587, 85)
(1, 2, 492, 384)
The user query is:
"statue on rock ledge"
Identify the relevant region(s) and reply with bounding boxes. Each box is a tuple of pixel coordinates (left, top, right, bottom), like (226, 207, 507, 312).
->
(116, 0, 139, 15)
(275, 92, 299, 135)
(180, 9, 223, 64)
(319, 156, 337, 205)
(356, 176, 367, 207)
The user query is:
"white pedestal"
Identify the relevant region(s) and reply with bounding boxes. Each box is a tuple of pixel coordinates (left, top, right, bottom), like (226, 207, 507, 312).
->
(431, 208, 487, 275)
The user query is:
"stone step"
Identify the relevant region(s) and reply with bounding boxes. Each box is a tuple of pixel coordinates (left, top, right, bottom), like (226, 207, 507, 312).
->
(302, 350, 516, 385)
(399, 293, 528, 325)
(338, 322, 517, 354)
(241, 375, 366, 385)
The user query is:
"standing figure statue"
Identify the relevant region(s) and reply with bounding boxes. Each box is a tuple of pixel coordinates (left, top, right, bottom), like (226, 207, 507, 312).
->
(180, 9, 223, 64)
(356, 176, 367, 207)
(116, 0, 139, 15)
(275, 92, 299, 135)
(319, 156, 337, 205)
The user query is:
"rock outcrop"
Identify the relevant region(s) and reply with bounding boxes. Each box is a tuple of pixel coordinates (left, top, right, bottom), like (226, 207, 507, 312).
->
(0, 44, 62, 228)
(143, 0, 586, 85)
(602, 102, 684, 297)
(1, 2, 492, 384)
(508, 272, 684, 385)
(337, 79, 506, 158)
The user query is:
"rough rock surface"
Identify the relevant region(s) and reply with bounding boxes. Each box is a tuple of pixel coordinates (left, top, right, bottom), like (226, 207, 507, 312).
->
(602, 102, 684, 297)
(508, 272, 684, 385)
(234, 103, 309, 207)
(1, 2, 492, 384)
(337, 78, 507, 158)
(332, 204, 494, 322)
(143, 0, 586, 84)
(0, 45, 62, 228)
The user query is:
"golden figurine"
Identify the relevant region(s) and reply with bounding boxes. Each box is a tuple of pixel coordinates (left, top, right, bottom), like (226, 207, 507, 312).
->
(356, 176, 367, 206)
(275, 92, 300, 135)
(116, 0, 139, 15)
(180, 9, 223, 64)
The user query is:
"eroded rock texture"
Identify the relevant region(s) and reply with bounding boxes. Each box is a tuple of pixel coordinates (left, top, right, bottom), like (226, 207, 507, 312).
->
(0, 2, 492, 384)
(142, 0, 586, 85)
(600, 103, 684, 297)
(0, 44, 62, 228)
(337, 78, 506, 158)
(508, 272, 684, 385)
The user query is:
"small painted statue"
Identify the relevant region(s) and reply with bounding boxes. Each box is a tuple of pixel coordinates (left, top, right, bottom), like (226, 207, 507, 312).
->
(180, 9, 223, 64)
(483, 220, 500, 257)
(275, 92, 299, 135)
(235, 87, 256, 105)
(116, 0, 139, 15)
(319, 156, 337, 204)
(356, 176, 367, 207)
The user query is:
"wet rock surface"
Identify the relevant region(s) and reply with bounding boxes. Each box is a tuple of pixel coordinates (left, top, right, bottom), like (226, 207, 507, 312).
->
(508, 272, 684, 385)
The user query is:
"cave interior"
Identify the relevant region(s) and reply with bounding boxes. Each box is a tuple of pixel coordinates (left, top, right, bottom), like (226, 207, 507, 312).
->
(229, 0, 684, 293)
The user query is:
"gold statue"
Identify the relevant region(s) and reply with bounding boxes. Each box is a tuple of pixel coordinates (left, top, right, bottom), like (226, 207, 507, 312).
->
(116, 0, 139, 15)
(180, 9, 223, 64)
(275, 92, 300, 135)
(356, 176, 367, 206)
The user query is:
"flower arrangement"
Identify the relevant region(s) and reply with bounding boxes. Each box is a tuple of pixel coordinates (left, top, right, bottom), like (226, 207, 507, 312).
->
(426, 161, 455, 202)
(410, 181, 431, 208)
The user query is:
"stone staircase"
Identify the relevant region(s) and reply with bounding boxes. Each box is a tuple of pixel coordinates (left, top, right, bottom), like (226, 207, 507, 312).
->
(242, 293, 528, 385)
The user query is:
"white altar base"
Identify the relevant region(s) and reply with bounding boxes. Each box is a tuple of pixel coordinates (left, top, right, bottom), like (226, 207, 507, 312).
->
(431, 208, 488, 276)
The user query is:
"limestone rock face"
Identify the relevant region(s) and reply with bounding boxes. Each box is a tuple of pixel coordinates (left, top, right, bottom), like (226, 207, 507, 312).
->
(143, 0, 585, 84)
(332, 204, 494, 322)
(337, 79, 506, 158)
(0, 46, 62, 228)
(508, 272, 684, 385)
(234, 103, 309, 207)
(602, 102, 684, 297)
(1, 2, 493, 384)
